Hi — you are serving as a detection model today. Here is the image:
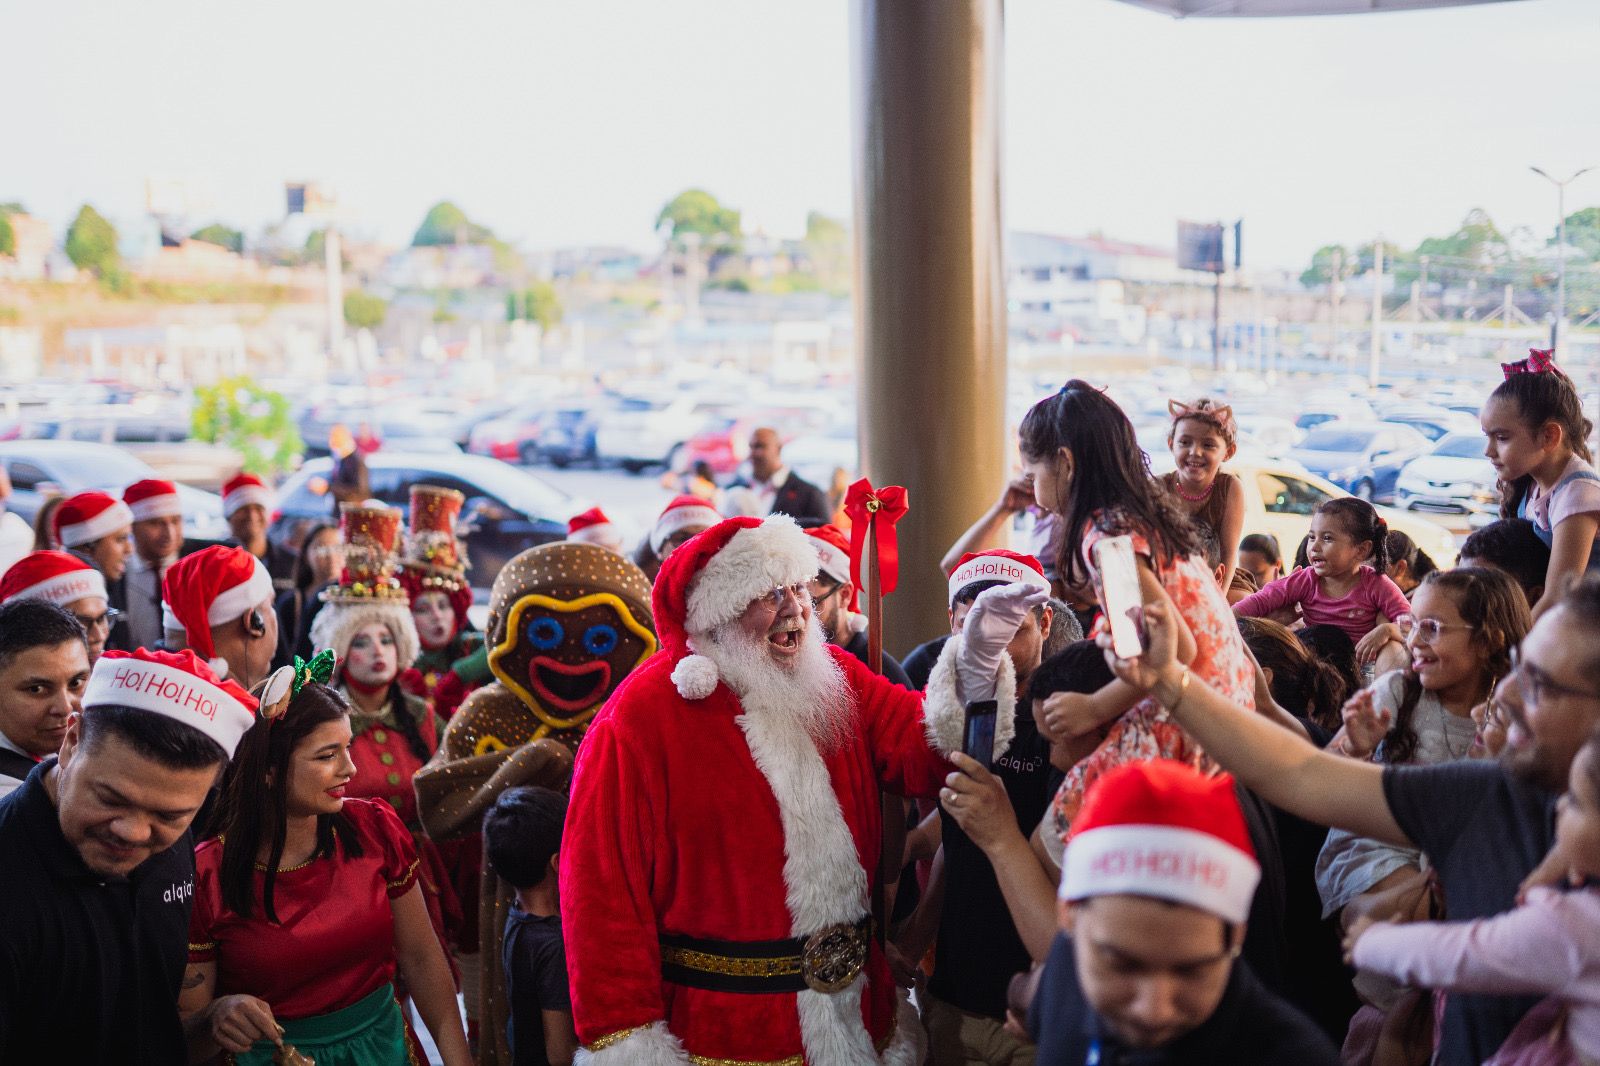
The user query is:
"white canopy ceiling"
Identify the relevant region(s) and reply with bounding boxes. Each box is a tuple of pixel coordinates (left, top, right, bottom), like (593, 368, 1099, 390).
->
(1110, 0, 1523, 16)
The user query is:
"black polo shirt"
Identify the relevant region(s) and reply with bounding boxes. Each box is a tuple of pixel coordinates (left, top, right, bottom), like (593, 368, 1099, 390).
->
(0, 759, 195, 1064)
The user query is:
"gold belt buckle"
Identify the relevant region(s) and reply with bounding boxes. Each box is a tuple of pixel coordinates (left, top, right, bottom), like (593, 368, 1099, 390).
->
(800, 922, 867, 994)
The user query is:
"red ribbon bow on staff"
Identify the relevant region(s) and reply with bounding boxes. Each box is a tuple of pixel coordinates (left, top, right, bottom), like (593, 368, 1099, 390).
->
(842, 479, 909, 596)
(1502, 348, 1558, 380)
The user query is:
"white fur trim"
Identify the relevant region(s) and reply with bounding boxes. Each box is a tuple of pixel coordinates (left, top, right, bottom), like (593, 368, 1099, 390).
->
(685, 516, 820, 635)
(948, 554, 1050, 606)
(921, 634, 1016, 760)
(82, 655, 253, 757)
(127, 493, 182, 522)
(1060, 824, 1261, 925)
(569, 523, 618, 547)
(879, 991, 927, 1066)
(309, 598, 420, 672)
(575, 1021, 691, 1066)
(737, 682, 881, 1064)
(222, 484, 274, 518)
(845, 611, 869, 636)
(206, 557, 273, 625)
(670, 654, 720, 700)
(57, 500, 133, 548)
(650, 501, 721, 554)
(6, 568, 107, 607)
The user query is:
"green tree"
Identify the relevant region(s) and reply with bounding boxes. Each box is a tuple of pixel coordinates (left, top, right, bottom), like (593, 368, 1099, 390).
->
(505, 280, 563, 331)
(656, 189, 742, 245)
(1554, 206, 1600, 261)
(0, 216, 12, 258)
(412, 201, 494, 247)
(1415, 208, 1508, 265)
(65, 204, 121, 277)
(191, 223, 244, 254)
(191, 377, 303, 478)
(1300, 244, 1350, 288)
(343, 291, 388, 330)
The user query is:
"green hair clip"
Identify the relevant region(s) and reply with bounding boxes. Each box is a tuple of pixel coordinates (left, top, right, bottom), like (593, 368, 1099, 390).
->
(255, 650, 339, 722)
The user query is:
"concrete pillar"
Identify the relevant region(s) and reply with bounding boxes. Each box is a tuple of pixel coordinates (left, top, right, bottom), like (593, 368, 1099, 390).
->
(851, 0, 1008, 648)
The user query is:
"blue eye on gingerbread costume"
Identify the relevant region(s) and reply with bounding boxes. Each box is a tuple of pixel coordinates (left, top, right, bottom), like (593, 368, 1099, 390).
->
(527, 616, 564, 650)
(582, 624, 619, 656)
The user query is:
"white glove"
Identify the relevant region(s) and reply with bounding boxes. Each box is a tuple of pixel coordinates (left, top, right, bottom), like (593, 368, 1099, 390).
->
(956, 583, 1050, 702)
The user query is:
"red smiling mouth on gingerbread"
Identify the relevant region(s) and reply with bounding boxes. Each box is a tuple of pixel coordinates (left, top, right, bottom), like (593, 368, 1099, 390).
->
(528, 657, 612, 713)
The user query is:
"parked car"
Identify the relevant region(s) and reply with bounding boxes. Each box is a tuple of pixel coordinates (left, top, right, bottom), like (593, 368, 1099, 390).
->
(1294, 400, 1376, 432)
(468, 412, 549, 465)
(22, 408, 243, 490)
(535, 404, 608, 468)
(1234, 460, 1456, 567)
(298, 410, 461, 459)
(1379, 406, 1479, 444)
(268, 452, 575, 590)
(1287, 422, 1432, 503)
(0, 441, 228, 542)
(595, 395, 737, 473)
(1394, 432, 1499, 525)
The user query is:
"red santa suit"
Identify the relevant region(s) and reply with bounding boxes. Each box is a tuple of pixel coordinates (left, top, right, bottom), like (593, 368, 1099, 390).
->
(561, 515, 1022, 1065)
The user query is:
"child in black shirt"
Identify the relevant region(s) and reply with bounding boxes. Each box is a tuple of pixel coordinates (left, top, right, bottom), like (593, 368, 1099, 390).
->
(484, 786, 576, 1066)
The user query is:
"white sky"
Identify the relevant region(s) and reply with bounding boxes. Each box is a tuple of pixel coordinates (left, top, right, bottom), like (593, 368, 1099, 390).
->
(6, 0, 1596, 271)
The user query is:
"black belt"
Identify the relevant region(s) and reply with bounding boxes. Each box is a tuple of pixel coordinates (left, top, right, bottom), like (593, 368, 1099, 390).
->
(660, 916, 872, 995)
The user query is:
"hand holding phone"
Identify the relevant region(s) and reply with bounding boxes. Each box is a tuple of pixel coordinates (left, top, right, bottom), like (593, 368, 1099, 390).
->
(962, 699, 998, 771)
(1095, 535, 1146, 659)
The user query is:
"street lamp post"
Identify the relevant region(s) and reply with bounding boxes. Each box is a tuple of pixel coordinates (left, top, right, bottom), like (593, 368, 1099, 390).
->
(1530, 165, 1595, 350)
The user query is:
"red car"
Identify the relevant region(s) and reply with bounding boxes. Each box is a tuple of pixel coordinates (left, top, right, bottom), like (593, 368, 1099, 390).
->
(468, 414, 546, 464)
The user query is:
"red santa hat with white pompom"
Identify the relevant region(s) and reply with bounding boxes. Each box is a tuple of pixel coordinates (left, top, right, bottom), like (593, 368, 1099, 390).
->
(0, 551, 108, 607)
(649, 495, 722, 555)
(123, 479, 183, 522)
(221, 473, 274, 519)
(1060, 760, 1260, 925)
(652, 514, 822, 700)
(567, 506, 621, 550)
(806, 523, 868, 635)
(160, 545, 273, 678)
(82, 648, 257, 758)
(53, 491, 134, 549)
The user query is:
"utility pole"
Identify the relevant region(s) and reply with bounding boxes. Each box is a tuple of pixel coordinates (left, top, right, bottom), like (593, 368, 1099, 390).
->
(1530, 165, 1595, 351)
(1212, 268, 1222, 372)
(1368, 239, 1384, 388)
(1330, 247, 1344, 367)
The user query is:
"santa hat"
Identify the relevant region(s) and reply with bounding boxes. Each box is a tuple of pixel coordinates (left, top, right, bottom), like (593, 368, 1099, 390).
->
(161, 545, 274, 671)
(653, 514, 820, 700)
(309, 504, 419, 672)
(222, 473, 274, 518)
(53, 491, 134, 549)
(806, 524, 866, 635)
(83, 648, 256, 758)
(0, 551, 108, 607)
(1060, 761, 1260, 925)
(948, 549, 1052, 607)
(649, 495, 722, 555)
(123, 479, 183, 523)
(567, 506, 619, 547)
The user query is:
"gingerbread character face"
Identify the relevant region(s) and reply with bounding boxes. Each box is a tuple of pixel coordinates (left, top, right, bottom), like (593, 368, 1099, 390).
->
(490, 591, 656, 731)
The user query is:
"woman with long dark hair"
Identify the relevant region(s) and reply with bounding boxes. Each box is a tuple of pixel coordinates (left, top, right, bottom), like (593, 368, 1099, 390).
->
(179, 659, 470, 1064)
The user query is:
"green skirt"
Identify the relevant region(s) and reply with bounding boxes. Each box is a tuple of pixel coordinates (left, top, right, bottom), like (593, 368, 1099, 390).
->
(232, 982, 416, 1066)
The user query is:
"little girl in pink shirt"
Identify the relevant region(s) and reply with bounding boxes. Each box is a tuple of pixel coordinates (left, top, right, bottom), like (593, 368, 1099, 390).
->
(1233, 497, 1411, 667)
(1348, 726, 1600, 1065)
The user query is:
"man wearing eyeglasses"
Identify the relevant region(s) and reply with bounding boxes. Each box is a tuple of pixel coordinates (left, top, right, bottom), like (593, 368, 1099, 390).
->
(805, 524, 912, 687)
(0, 600, 89, 797)
(0, 551, 115, 667)
(1101, 574, 1600, 1065)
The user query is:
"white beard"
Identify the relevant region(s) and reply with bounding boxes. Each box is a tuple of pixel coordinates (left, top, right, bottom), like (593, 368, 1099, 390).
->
(693, 614, 857, 755)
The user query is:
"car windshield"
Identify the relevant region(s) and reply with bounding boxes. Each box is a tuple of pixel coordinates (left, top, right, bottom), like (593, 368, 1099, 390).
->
(1299, 429, 1375, 453)
(41, 449, 156, 487)
(1434, 434, 1487, 459)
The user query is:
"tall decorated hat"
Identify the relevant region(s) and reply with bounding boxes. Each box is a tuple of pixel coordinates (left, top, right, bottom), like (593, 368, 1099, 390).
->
(398, 485, 472, 622)
(309, 502, 419, 669)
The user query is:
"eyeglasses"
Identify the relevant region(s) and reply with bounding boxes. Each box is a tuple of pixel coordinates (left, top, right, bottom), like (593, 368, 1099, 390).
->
(762, 584, 810, 610)
(807, 578, 844, 605)
(1396, 614, 1475, 644)
(1507, 646, 1600, 709)
(73, 607, 123, 633)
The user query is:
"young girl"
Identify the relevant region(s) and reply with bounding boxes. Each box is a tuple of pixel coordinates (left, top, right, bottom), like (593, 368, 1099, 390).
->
(1233, 498, 1412, 668)
(1316, 568, 1531, 924)
(1017, 380, 1258, 862)
(181, 663, 472, 1065)
(1384, 528, 1437, 600)
(1161, 397, 1247, 593)
(1348, 723, 1600, 1065)
(1483, 348, 1600, 618)
(1238, 532, 1284, 590)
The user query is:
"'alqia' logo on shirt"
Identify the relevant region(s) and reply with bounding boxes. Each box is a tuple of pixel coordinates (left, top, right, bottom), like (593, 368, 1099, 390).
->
(163, 879, 194, 904)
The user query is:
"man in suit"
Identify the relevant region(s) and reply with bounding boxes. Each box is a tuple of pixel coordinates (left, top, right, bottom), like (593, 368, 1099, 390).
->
(122, 480, 185, 651)
(728, 427, 832, 526)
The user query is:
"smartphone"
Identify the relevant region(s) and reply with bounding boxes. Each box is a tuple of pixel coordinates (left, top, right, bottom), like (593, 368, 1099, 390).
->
(962, 699, 998, 771)
(1096, 534, 1146, 659)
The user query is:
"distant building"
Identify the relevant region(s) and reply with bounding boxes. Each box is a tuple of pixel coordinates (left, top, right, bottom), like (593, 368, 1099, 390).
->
(139, 238, 264, 282)
(0, 213, 53, 280)
(381, 244, 498, 290)
(1009, 230, 1182, 285)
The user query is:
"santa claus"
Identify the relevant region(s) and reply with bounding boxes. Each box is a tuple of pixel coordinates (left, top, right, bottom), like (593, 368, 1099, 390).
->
(561, 513, 1044, 1064)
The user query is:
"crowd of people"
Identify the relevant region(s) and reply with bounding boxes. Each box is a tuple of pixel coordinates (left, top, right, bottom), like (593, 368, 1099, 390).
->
(0, 347, 1597, 1066)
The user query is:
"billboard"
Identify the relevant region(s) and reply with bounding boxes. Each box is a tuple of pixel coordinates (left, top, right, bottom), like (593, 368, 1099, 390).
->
(1177, 221, 1226, 274)
(285, 182, 336, 217)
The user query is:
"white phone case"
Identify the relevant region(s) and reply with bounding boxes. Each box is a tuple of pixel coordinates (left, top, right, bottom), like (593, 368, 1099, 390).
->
(1096, 535, 1144, 659)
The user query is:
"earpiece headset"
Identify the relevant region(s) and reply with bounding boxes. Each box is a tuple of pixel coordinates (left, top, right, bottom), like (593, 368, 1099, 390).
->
(247, 609, 267, 637)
